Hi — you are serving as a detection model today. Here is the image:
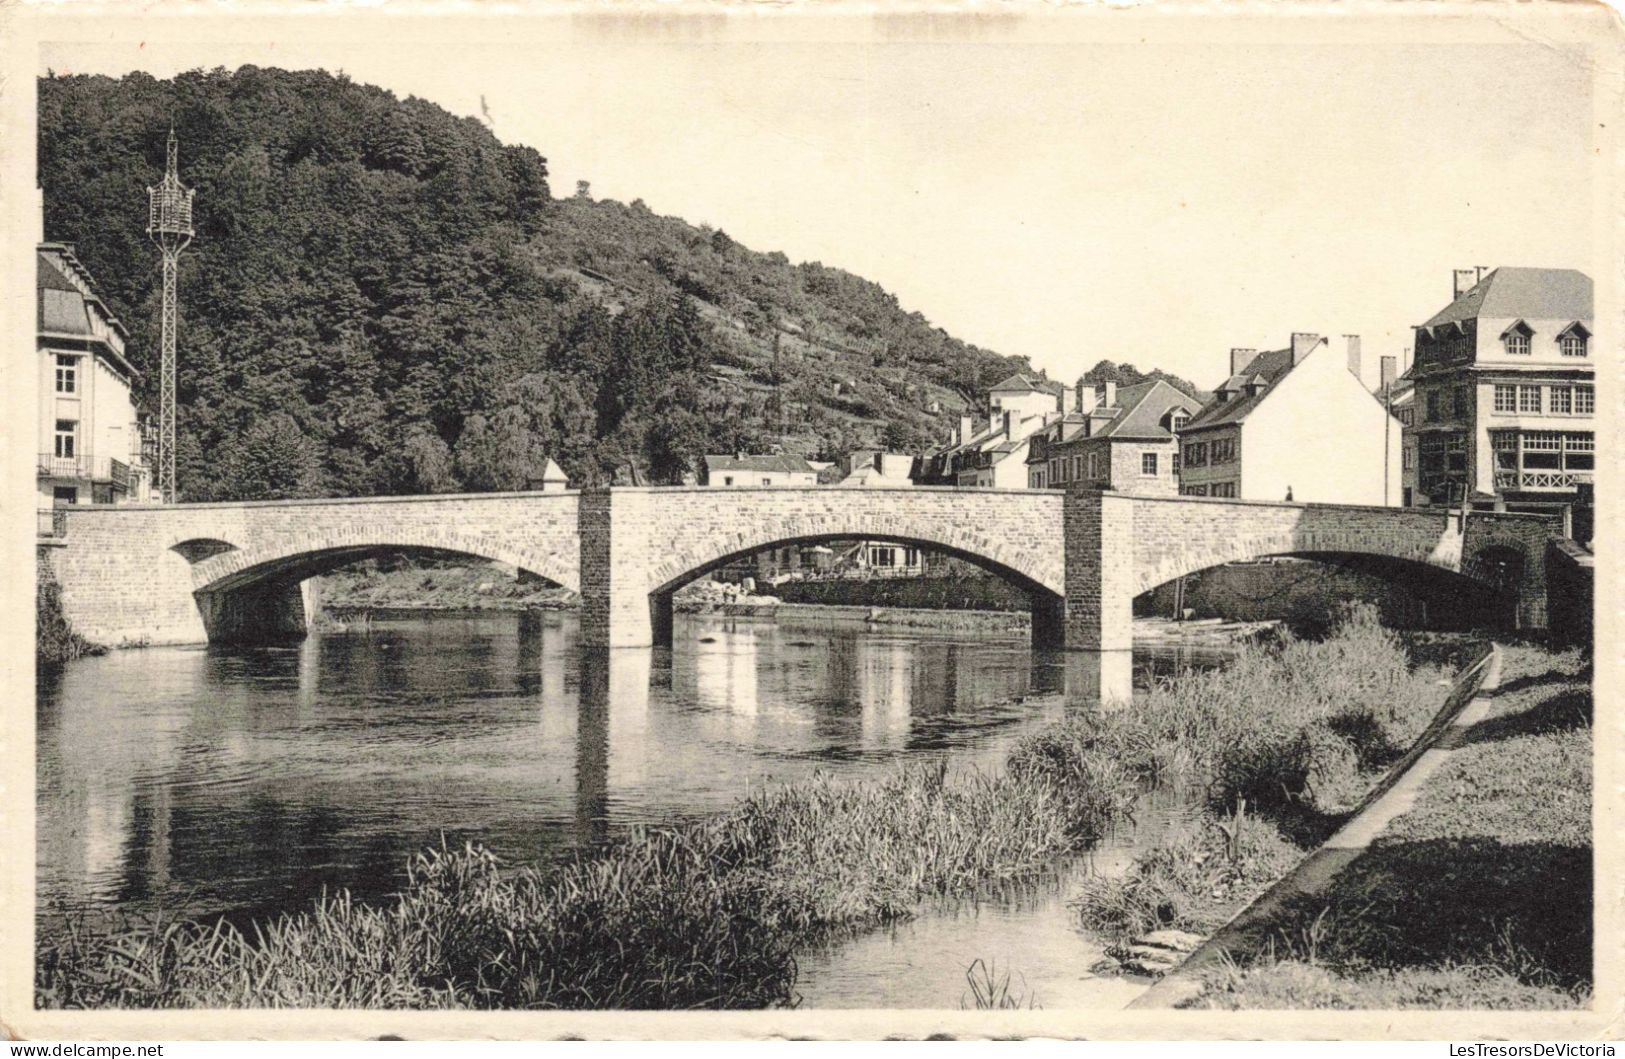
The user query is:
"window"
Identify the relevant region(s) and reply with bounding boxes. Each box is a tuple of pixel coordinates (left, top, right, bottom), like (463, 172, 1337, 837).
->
(1183, 441, 1208, 467)
(1517, 385, 1542, 414)
(53, 419, 76, 458)
(1426, 390, 1442, 421)
(1565, 433, 1594, 471)
(1181, 484, 1209, 497)
(1172, 451, 1181, 474)
(1141, 452, 1159, 476)
(1549, 386, 1572, 415)
(1211, 438, 1237, 464)
(1402, 447, 1414, 470)
(1504, 331, 1531, 356)
(54, 355, 76, 394)
(52, 486, 77, 505)
(1446, 434, 1467, 473)
(1492, 431, 1519, 471)
(1560, 331, 1587, 357)
(1452, 387, 1468, 418)
(1493, 384, 1516, 413)
(1576, 385, 1595, 415)
(1398, 407, 1414, 427)
(1170, 413, 1189, 433)
(762, 478, 771, 486)
(1088, 452, 1103, 479)
(1210, 481, 1237, 498)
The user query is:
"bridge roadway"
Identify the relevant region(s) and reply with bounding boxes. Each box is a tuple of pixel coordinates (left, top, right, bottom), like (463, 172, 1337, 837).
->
(38, 485, 1559, 651)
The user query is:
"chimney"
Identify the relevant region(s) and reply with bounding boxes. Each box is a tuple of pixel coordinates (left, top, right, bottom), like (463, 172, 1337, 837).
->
(1229, 348, 1256, 376)
(1290, 332, 1322, 365)
(1076, 383, 1099, 414)
(1453, 269, 1479, 299)
(1060, 386, 1076, 414)
(1380, 355, 1397, 393)
(1102, 381, 1117, 408)
(958, 415, 974, 445)
(1344, 335, 1362, 381)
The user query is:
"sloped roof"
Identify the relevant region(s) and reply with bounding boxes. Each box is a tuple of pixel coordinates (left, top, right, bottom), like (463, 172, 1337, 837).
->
(1091, 380, 1200, 439)
(989, 371, 1065, 397)
(836, 465, 912, 487)
(704, 454, 818, 476)
(38, 252, 79, 293)
(1422, 267, 1592, 329)
(1183, 347, 1298, 431)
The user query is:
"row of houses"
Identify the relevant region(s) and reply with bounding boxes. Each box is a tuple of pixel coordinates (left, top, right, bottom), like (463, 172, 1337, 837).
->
(901, 265, 1594, 517)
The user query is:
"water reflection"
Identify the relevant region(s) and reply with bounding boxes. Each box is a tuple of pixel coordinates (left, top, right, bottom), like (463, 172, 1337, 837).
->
(38, 612, 1231, 930)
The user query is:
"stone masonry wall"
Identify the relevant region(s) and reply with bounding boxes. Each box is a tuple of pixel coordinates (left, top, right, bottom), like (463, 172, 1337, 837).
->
(581, 486, 1065, 648)
(51, 492, 581, 646)
(47, 486, 1556, 651)
(1124, 494, 1554, 627)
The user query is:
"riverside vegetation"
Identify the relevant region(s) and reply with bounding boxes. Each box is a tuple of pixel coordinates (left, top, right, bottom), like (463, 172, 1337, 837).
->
(38, 605, 1470, 1010)
(1189, 643, 1592, 1009)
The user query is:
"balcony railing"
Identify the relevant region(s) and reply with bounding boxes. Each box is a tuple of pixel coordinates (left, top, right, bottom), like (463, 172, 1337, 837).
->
(39, 453, 90, 478)
(1494, 470, 1594, 492)
(38, 453, 141, 488)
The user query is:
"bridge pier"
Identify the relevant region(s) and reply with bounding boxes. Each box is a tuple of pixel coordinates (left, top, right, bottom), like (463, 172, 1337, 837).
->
(1030, 594, 1067, 650)
(195, 579, 315, 644)
(577, 489, 661, 648)
(1062, 487, 1135, 652)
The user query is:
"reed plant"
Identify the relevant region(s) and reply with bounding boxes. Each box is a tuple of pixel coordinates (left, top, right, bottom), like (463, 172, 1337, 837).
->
(39, 762, 1104, 1009)
(1010, 603, 1449, 818)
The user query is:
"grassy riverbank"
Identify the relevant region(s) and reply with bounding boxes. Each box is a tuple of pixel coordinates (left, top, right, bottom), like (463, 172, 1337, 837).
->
(1187, 642, 1592, 1009)
(37, 605, 1453, 1010)
(317, 561, 575, 613)
(1024, 605, 1458, 948)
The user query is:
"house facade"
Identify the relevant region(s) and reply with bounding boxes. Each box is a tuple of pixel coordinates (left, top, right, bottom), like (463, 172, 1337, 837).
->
(1179, 333, 1401, 505)
(37, 241, 153, 526)
(1404, 267, 1593, 514)
(914, 372, 1071, 488)
(701, 453, 821, 487)
(1026, 379, 1196, 495)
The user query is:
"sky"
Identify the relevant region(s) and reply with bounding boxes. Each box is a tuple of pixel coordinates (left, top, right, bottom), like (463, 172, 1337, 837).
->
(36, 13, 1606, 391)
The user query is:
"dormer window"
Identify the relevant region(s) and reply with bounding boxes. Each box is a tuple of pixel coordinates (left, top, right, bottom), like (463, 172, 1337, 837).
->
(1558, 322, 1590, 358)
(1502, 320, 1533, 356)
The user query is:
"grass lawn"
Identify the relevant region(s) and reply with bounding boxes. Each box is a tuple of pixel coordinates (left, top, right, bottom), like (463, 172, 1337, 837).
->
(1191, 641, 1592, 1009)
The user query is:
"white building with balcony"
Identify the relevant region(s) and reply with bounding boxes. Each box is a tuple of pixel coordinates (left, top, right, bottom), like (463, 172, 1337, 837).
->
(37, 241, 153, 529)
(1405, 267, 1593, 514)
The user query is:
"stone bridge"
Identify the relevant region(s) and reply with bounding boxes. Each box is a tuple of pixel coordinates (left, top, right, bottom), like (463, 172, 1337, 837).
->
(38, 486, 1560, 651)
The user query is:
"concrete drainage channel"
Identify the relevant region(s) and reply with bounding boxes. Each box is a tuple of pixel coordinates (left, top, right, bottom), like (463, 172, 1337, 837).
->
(1125, 641, 1504, 1010)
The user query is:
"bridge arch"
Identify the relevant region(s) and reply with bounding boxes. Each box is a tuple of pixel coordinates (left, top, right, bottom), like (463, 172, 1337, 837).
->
(185, 527, 579, 645)
(188, 528, 578, 597)
(644, 516, 1066, 649)
(586, 488, 1066, 648)
(1130, 525, 1505, 598)
(645, 517, 1062, 600)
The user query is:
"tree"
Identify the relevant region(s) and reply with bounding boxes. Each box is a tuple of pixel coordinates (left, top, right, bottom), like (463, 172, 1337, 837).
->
(881, 420, 916, 453)
(393, 428, 457, 493)
(219, 413, 325, 500)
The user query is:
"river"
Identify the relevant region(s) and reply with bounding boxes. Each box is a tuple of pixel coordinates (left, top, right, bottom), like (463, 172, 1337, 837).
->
(37, 610, 1233, 1007)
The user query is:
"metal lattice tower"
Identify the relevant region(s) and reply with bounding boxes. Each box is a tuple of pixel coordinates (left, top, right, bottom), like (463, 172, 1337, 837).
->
(146, 128, 194, 503)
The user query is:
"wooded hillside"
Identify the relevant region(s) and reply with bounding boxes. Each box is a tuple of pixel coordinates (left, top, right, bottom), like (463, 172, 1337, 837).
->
(40, 67, 1044, 500)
